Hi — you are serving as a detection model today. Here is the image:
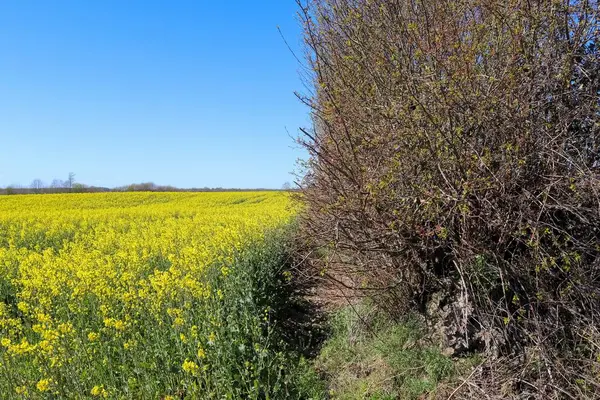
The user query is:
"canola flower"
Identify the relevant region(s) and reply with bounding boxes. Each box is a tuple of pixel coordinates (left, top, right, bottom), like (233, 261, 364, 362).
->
(90, 385, 108, 398)
(0, 192, 295, 398)
(36, 379, 51, 392)
(182, 359, 200, 375)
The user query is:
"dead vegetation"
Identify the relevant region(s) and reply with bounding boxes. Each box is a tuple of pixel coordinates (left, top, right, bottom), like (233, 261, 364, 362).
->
(294, 0, 600, 397)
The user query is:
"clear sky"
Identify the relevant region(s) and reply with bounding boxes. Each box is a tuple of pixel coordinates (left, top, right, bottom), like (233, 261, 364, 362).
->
(0, 1, 309, 189)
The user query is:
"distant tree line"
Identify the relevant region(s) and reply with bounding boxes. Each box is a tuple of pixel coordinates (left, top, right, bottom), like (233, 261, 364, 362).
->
(0, 173, 104, 195)
(0, 174, 285, 195)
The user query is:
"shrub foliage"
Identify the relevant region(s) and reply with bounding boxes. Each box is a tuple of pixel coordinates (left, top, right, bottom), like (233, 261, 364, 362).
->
(297, 0, 600, 394)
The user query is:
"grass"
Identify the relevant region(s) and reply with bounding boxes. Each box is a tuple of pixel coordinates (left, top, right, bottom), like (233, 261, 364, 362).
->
(313, 302, 457, 400)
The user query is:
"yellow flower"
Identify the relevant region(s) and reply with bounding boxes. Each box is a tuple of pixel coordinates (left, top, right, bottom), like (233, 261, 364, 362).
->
(16, 301, 29, 313)
(58, 322, 74, 335)
(190, 325, 198, 338)
(208, 332, 216, 345)
(36, 378, 51, 392)
(9, 338, 34, 355)
(15, 386, 28, 395)
(37, 313, 51, 324)
(104, 318, 126, 331)
(182, 359, 199, 375)
(91, 384, 108, 397)
(197, 347, 206, 359)
(113, 320, 125, 331)
(38, 339, 53, 353)
(88, 332, 100, 341)
(0, 338, 11, 347)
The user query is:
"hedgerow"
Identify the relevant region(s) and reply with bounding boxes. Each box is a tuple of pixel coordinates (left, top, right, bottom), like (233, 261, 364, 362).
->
(296, 0, 600, 396)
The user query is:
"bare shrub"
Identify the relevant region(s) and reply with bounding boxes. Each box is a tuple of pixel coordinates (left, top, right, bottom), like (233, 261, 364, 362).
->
(296, 0, 600, 395)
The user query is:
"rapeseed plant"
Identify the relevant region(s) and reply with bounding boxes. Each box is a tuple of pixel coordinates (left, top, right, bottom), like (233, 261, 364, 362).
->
(0, 192, 317, 398)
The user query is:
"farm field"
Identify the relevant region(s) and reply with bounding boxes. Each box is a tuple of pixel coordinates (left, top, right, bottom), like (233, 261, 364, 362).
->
(0, 192, 314, 399)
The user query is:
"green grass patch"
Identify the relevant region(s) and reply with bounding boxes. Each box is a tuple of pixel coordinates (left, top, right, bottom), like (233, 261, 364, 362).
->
(313, 302, 456, 400)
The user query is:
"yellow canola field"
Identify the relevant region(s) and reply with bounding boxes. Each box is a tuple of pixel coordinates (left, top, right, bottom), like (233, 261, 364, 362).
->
(0, 192, 293, 398)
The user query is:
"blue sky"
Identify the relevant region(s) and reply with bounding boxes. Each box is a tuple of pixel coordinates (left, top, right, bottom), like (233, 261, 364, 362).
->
(0, 1, 309, 189)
